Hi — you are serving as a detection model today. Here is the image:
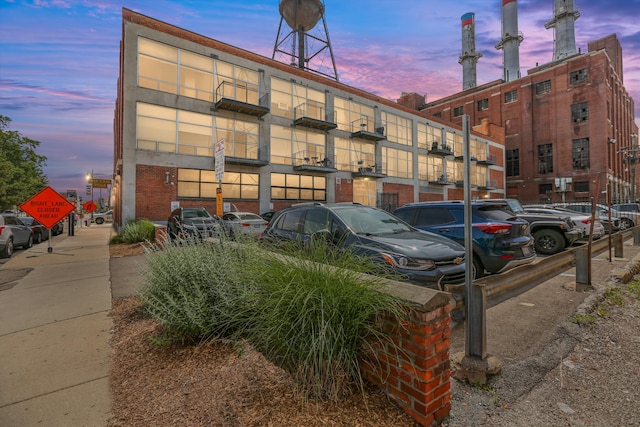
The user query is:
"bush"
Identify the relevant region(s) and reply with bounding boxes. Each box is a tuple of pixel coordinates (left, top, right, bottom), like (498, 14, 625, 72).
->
(138, 233, 262, 342)
(246, 242, 408, 400)
(121, 219, 156, 243)
(139, 234, 409, 400)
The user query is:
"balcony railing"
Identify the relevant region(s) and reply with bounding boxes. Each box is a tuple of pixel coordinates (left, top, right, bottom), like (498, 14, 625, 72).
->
(352, 162, 386, 178)
(428, 142, 454, 157)
(477, 153, 497, 165)
(293, 101, 337, 131)
(214, 80, 269, 117)
(292, 150, 336, 172)
(350, 117, 386, 141)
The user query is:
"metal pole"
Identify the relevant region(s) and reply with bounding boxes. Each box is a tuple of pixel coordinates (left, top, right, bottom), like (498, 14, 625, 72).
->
(463, 115, 486, 359)
(607, 138, 616, 262)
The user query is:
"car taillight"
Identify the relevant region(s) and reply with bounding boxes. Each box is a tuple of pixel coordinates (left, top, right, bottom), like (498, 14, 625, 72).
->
(581, 218, 591, 224)
(0, 226, 4, 235)
(241, 223, 251, 227)
(473, 223, 512, 234)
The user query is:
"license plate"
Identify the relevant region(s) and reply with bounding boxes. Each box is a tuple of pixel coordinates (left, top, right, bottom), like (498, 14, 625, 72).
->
(253, 224, 261, 228)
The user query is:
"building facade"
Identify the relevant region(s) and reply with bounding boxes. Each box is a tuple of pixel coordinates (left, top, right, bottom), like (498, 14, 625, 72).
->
(418, 34, 639, 204)
(113, 9, 506, 227)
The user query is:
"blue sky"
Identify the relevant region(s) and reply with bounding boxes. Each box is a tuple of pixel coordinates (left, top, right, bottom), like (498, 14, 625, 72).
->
(1, 0, 639, 199)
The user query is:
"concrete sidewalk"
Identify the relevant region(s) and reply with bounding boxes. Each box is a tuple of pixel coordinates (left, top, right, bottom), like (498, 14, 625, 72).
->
(0, 225, 113, 427)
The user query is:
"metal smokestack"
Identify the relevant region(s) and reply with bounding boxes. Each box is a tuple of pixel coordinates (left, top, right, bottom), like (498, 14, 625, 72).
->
(495, 0, 524, 82)
(459, 12, 482, 90)
(545, 0, 580, 61)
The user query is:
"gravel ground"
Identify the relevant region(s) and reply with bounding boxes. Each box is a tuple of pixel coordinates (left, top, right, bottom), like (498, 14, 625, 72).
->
(107, 244, 640, 426)
(444, 280, 640, 427)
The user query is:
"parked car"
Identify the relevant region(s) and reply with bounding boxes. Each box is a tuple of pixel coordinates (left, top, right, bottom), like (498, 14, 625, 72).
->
(612, 203, 640, 213)
(523, 205, 605, 241)
(92, 210, 113, 225)
(0, 213, 34, 258)
(221, 212, 269, 238)
(487, 199, 582, 255)
(51, 220, 64, 236)
(167, 207, 220, 240)
(260, 202, 467, 289)
(393, 200, 536, 278)
(18, 217, 49, 244)
(555, 203, 633, 230)
(260, 211, 277, 222)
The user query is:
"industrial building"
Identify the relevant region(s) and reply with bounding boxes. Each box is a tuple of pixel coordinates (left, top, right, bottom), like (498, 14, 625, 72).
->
(112, 7, 505, 227)
(411, 0, 639, 203)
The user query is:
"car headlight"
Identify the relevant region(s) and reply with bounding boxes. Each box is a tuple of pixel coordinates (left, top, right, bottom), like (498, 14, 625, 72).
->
(380, 253, 436, 270)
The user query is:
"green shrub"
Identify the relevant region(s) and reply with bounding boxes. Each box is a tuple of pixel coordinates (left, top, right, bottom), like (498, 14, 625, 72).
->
(121, 219, 156, 243)
(246, 244, 408, 401)
(138, 233, 262, 342)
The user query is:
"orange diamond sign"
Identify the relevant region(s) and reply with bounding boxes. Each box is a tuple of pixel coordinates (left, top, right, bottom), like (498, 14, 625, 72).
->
(83, 200, 97, 213)
(19, 186, 76, 229)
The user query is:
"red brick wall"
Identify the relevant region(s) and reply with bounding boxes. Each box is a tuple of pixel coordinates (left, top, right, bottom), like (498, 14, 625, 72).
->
(136, 165, 177, 221)
(335, 179, 354, 203)
(360, 302, 452, 426)
(383, 183, 414, 207)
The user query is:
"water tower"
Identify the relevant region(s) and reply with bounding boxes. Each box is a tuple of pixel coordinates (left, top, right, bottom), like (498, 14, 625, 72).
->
(272, 0, 339, 81)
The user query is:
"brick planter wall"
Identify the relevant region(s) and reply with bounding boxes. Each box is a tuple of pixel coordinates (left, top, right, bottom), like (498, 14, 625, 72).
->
(360, 293, 452, 426)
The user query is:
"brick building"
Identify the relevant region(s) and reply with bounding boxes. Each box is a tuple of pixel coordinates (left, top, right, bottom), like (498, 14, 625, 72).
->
(113, 9, 506, 227)
(417, 33, 638, 204)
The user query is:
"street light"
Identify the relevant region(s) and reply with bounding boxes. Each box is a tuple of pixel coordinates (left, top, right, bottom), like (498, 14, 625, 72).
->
(608, 138, 616, 262)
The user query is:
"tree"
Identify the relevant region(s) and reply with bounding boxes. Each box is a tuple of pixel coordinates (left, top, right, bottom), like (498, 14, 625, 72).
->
(0, 115, 48, 211)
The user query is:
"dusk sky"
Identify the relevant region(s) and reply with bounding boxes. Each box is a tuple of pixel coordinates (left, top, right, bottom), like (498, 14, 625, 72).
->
(1, 0, 639, 200)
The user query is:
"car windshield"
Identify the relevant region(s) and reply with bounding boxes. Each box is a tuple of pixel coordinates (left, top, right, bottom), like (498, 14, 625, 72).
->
(185, 209, 213, 219)
(334, 206, 412, 235)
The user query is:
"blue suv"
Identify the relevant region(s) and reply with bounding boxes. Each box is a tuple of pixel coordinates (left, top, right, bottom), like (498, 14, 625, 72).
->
(393, 201, 536, 278)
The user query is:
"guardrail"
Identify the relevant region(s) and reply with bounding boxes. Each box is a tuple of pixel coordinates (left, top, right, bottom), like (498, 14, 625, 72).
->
(475, 228, 635, 306)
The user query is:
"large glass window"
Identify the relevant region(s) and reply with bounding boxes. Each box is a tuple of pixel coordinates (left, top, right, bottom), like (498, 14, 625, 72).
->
(506, 149, 520, 177)
(334, 137, 375, 172)
(215, 61, 259, 104)
(535, 80, 552, 95)
(270, 77, 325, 120)
(538, 143, 553, 174)
(270, 125, 325, 165)
(419, 154, 444, 181)
(382, 147, 412, 179)
(571, 102, 588, 123)
(138, 38, 213, 101)
(334, 97, 375, 132)
(137, 103, 177, 153)
(214, 117, 259, 160)
(381, 111, 411, 145)
(504, 89, 518, 103)
(271, 173, 326, 201)
(177, 168, 259, 199)
(572, 138, 590, 170)
(570, 69, 587, 85)
(137, 103, 213, 156)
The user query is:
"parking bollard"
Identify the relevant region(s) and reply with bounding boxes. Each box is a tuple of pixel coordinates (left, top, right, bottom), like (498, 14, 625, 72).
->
(614, 233, 624, 258)
(634, 227, 640, 246)
(575, 246, 589, 285)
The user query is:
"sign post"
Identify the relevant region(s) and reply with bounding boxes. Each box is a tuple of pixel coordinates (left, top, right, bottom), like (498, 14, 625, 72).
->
(19, 186, 76, 253)
(215, 139, 225, 217)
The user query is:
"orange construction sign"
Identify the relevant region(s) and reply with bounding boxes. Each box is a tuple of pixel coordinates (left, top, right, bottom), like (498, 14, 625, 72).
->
(83, 200, 97, 213)
(19, 186, 76, 229)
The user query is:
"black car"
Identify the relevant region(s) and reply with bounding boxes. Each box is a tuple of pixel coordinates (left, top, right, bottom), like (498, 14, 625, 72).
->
(260, 202, 467, 289)
(167, 207, 220, 240)
(18, 217, 49, 244)
(393, 201, 536, 278)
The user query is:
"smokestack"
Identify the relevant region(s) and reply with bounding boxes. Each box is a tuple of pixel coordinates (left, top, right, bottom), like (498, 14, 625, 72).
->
(459, 12, 483, 90)
(495, 0, 524, 82)
(545, 0, 580, 61)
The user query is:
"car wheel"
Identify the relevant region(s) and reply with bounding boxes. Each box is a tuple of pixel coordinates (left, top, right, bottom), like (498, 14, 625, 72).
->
(0, 238, 13, 258)
(34, 231, 42, 244)
(22, 234, 33, 249)
(95, 217, 105, 224)
(533, 229, 565, 255)
(618, 218, 633, 230)
(473, 256, 485, 279)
